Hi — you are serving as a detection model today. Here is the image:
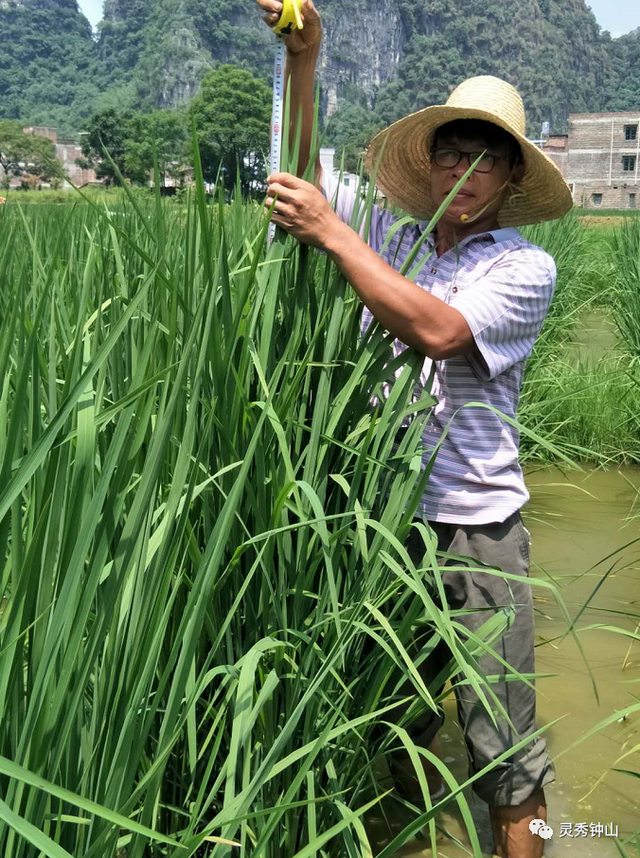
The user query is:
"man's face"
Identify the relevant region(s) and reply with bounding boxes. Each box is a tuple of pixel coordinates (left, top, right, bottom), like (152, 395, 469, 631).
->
(429, 133, 520, 227)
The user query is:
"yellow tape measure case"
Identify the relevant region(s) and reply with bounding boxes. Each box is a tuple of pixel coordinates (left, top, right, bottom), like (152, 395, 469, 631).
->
(273, 0, 303, 35)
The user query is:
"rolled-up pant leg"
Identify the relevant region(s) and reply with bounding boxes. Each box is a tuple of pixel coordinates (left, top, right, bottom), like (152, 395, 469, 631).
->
(404, 512, 555, 807)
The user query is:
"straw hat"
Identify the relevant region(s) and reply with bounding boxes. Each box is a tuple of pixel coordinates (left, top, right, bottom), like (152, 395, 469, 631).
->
(365, 75, 573, 227)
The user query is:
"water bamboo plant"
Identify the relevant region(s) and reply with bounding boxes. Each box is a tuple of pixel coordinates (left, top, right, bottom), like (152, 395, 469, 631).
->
(0, 127, 635, 858)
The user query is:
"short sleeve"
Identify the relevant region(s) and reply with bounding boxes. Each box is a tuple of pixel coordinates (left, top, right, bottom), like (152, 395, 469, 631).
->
(320, 167, 406, 255)
(450, 247, 556, 381)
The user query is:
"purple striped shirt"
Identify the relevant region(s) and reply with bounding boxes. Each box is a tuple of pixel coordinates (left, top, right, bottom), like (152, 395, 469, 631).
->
(321, 171, 556, 524)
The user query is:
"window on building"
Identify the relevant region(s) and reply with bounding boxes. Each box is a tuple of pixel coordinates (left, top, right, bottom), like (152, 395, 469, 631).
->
(630, 194, 637, 210)
(625, 125, 638, 141)
(592, 193, 603, 206)
(623, 156, 637, 172)
(343, 177, 350, 187)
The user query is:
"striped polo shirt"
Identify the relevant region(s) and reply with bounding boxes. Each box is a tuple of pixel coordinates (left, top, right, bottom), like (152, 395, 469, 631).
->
(321, 171, 556, 525)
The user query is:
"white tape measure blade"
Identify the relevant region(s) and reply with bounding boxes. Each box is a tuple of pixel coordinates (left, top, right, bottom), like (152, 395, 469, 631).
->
(268, 39, 287, 244)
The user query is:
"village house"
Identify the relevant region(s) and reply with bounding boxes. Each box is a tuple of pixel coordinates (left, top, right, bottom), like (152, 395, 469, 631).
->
(0, 126, 97, 189)
(543, 112, 640, 210)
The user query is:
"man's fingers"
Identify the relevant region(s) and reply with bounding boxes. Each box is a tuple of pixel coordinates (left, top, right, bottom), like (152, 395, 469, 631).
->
(257, 0, 282, 13)
(268, 210, 294, 230)
(266, 195, 296, 223)
(272, 215, 294, 231)
(267, 171, 307, 189)
(266, 182, 297, 202)
(258, 0, 283, 28)
(264, 199, 293, 218)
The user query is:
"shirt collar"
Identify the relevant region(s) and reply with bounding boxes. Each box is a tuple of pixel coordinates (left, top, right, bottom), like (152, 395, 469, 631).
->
(417, 224, 522, 248)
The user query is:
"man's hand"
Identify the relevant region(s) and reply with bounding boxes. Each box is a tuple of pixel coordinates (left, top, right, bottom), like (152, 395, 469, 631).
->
(265, 172, 344, 248)
(257, 0, 322, 54)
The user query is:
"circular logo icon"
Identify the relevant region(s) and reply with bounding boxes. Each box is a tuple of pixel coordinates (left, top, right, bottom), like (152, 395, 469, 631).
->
(529, 819, 546, 836)
(538, 825, 554, 840)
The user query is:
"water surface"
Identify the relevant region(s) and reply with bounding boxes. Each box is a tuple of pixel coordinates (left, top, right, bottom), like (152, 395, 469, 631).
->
(370, 466, 640, 857)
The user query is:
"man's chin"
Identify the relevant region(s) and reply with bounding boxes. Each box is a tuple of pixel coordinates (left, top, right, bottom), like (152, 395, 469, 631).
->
(440, 206, 472, 224)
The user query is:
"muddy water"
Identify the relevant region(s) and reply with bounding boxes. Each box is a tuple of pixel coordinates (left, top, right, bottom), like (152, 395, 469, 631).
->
(526, 467, 640, 856)
(564, 310, 621, 366)
(369, 466, 640, 857)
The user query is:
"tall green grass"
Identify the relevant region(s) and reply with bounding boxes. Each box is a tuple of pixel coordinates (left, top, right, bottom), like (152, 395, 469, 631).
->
(0, 186, 132, 206)
(518, 213, 640, 463)
(519, 358, 640, 465)
(522, 213, 605, 368)
(611, 218, 640, 359)
(0, 146, 573, 857)
(1, 142, 637, 858)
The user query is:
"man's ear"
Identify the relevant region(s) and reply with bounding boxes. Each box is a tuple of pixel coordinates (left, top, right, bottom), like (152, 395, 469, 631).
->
(511, 162, 525, 185)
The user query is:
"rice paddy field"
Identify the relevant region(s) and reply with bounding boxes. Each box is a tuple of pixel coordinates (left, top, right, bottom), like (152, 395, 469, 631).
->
(0, 167, 639, 858)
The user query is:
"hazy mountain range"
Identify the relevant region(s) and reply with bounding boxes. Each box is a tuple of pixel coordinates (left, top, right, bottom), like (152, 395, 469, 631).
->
(0, 0, 639, 137)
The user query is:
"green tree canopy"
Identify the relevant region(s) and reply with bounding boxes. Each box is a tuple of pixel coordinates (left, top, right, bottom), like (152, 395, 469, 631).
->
(123, 111, 189, 185)
(2, 0, 640, 148)
(78, 108, 132, 185)
(0, 121, 60, 182)
(78, 107, 188, 185)
(189, 65, 272, 194)
(325, 103, 382, 174)
(0, 0, 101, 136)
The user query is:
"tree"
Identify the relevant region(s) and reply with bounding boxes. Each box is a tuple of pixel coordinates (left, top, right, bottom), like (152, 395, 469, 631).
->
(0, 121, 60, 183)
(123, 111, 188, 186)
(0, 0, 102, 136)
(3, 0, 640, 144)
(78, 108, 134, 185)
(78, 107, 188, 186)
(189, 65, 272, 195)
(325, 103, 382, 175)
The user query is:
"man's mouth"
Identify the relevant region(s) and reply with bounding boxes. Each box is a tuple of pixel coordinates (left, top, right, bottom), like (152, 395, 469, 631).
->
(449, 189, 474, 198)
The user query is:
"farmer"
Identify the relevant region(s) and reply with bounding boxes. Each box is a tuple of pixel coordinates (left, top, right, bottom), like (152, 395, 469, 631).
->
(258, 2, 573, 856)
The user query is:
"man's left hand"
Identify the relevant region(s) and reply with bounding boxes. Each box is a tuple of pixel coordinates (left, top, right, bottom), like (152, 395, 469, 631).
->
(265, 172, 342, 248)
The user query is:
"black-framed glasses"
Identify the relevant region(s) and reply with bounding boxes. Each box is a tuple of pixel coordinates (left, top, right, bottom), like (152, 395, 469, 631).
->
(430, 147, 502, 174)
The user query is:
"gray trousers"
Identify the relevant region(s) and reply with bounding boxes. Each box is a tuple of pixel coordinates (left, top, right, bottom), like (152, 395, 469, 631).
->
(402, 511, 555, 807)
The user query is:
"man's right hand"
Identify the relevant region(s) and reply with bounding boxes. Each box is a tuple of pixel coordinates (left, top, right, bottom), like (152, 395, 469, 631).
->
(257, 0, 322, 54)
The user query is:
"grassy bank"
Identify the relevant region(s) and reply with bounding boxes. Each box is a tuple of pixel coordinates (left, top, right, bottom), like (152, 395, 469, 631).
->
(577, 208, 640, 218)
(519, 214, 640, 464)
(0, 186, 130, 205)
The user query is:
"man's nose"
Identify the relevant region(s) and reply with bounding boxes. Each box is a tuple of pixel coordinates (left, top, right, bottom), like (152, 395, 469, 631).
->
(451, 163, 471, 180)
(451, 156, 475, 180)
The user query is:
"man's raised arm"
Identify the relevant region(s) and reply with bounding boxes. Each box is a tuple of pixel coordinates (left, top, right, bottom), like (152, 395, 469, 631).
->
(257, 0, 323, 184)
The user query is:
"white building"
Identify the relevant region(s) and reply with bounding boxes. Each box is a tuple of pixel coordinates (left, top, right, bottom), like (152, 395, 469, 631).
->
(319, 148, 361, 191)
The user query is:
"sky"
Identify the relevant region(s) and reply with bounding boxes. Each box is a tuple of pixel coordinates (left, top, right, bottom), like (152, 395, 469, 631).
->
(78, 0, 103, 28)
(586, 0, 640, 36)
(77, 0, 640, 35)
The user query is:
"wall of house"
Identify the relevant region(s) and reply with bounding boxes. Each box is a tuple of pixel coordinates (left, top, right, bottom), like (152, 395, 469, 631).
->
(573, 184, 638, 210)
(541, 135, 569, 177)
(0, 126, 97, 189)
(55, 139, 96, 188)
(565, 113, 640, 208)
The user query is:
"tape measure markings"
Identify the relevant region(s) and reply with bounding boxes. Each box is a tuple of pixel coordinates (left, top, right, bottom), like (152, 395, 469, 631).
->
(268, 0, 303, 245)
(269, 39, 287, 244)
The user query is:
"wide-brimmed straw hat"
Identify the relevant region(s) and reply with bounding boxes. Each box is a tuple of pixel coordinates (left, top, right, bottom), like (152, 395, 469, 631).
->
(365, 75, 573, 227)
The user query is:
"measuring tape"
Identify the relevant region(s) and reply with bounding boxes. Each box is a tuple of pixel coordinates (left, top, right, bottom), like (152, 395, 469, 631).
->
(269, 0, 304, 243)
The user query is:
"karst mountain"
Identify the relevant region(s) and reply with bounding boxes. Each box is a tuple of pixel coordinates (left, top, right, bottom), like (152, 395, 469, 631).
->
(1, 0, 639, 137)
